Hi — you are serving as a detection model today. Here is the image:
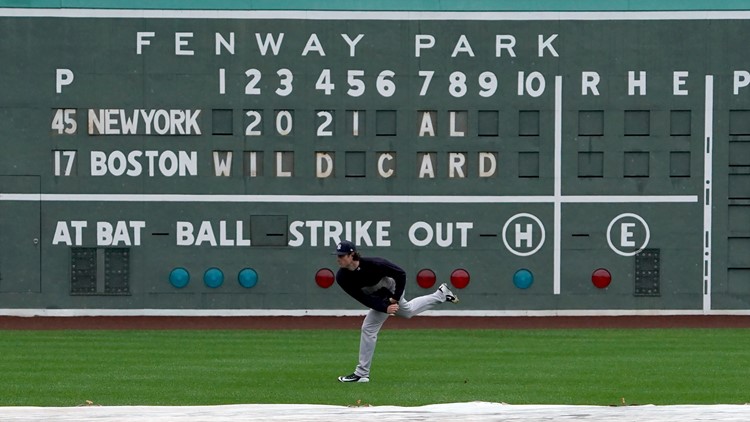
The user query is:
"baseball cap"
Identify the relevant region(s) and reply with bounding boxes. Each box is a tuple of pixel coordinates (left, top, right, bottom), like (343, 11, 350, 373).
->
(332, 240, 356, 256)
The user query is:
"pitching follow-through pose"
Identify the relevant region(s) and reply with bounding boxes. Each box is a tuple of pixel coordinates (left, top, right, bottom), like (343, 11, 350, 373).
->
(333, 240, 459, 383)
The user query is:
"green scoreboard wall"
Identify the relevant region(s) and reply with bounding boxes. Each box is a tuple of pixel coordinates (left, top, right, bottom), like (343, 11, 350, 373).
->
(0, 2, 749, 314)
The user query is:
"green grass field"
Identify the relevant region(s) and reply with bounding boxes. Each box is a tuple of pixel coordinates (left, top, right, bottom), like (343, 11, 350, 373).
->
(1, 328, 748, 407)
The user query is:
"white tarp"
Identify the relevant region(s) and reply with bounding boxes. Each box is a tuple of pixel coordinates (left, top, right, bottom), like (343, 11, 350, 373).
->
(1, 402, 749, 422)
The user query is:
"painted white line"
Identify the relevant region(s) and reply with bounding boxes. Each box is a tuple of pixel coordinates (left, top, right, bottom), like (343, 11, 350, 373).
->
(704, 75, 714, 313)
(2, 308, 749, 317)
(560, 195, 698, 203)
(0, 193, 699, 203)
(554, 76, 562, 295)
(3, 9, 750, 20)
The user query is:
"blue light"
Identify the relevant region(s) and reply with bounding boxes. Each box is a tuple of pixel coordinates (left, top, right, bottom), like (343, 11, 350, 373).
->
(203, 268, 224, 288)
(238, 268, 258, 288)
(169, 267, 190, 289)
(513, 269, 534, 289)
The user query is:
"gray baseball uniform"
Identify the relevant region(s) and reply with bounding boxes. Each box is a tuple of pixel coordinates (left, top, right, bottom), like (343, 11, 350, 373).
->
(337, 256, 445, 378)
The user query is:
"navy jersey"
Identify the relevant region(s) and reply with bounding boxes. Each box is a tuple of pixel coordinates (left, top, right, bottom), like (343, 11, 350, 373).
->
(336, 257, 407, 313)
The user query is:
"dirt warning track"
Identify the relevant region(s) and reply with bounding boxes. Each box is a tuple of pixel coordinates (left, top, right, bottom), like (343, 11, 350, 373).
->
(1, 315, 750, 330)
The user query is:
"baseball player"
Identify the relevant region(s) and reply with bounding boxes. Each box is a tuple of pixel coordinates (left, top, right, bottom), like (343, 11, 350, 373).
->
(332, 240, 459, 383)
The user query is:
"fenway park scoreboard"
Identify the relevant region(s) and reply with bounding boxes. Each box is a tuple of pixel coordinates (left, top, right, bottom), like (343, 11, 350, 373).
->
(0, 3, 749, 315)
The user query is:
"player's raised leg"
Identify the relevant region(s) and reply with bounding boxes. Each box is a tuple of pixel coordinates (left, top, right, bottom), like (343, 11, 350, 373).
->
(396, 283, 459, 318)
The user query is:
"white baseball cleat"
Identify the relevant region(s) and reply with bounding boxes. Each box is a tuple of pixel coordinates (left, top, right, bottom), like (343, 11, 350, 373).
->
(338, 373, 370, 383)
(438, 283, 459, 303)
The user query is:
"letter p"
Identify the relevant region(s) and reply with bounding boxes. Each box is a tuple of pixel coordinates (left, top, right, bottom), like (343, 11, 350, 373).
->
(415, 34, 435, 57)
(734, 71, 750, 95)
(56, 69, 74, 94)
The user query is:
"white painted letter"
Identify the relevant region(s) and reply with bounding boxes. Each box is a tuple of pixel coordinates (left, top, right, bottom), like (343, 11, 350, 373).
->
(515, 223, 533, 248)
(479, 152, 496, 177)
(620, 222, 636, 247)
(628, 71, 647, 96)
(316, 152, 333, 178)
(582, 71, 600, 96)
(377, 153, 394, 178)
(215, 32, 235, 55)
(415, 34, 435, 57)
(673, 71, 689, 96)
(341, 34, 364, 57)
(495, 35, 517, 57)
(419, 112, 435, 137)
(451, 35, 475, 57)
(55, 69, 74, 94)
(302, 33, 325, 56)
(136, 32, 155, 54)
(175, 32, 194, 56)
(448, 153, 466, 178)
(734, 70, 750, 95)
(538, 34, 559, 57)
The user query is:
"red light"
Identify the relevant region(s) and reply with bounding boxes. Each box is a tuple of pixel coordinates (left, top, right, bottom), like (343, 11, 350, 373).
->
(315, 268, 335, 288)
(450, 269, 470, 289)
(416, 269, 436, 289)
(592, 268, 612, 289)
